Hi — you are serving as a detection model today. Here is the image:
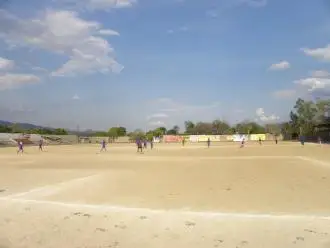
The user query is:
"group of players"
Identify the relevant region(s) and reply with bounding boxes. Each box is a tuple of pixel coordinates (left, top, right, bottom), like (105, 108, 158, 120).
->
(17, 135, 323, 155)
(16, 139, 44, 154)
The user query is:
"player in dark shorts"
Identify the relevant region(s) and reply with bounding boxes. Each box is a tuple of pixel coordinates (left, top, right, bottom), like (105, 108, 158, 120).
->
(182, 138, 185, 146)
(150, 139, 154, 150)
(258, 137, 262, 145)
(240, 138, 245, 148)
(207, 137, 211, 148)
(38, 139, 43, 151)
(136, 139, 143, 153)
(275, 137, 278, 144)
(143, 140, 147, 149)
(100, 140, 107, 152)
(300, 136, 305, 146)
(17, 141, 24, 154)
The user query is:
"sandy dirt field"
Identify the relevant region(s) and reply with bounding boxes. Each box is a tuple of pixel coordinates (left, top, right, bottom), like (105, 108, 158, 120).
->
(0, 142, 330, 248)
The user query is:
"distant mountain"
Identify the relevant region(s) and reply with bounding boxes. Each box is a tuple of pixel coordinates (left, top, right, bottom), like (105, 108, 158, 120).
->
(0, 120, 101, 135)
(0, 120, 48, 130)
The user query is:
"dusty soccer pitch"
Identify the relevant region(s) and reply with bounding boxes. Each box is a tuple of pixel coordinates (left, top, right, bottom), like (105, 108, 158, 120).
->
(0, 142, 330, 248)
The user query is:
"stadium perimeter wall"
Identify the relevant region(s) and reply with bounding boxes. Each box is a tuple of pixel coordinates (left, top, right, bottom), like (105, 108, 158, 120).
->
(163, 134, 283, 143)
(0, 133, 283, 146)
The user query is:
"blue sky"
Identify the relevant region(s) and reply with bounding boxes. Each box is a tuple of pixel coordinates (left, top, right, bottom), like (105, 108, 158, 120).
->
(0, 0, 330, 131)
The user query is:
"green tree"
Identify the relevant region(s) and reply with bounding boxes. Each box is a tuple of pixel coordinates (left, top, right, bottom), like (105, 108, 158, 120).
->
(184, 121, 195, 134)
(212, 119, 230, 134)
(194, 122, 213, 134)
(292, 98, 317, 135)
(108, 127, 119, 139)
(0, 125, 12, 133)
(264, 123, 281, 135)
(235, 121, 265, 134)
(54, 128, 68, 135)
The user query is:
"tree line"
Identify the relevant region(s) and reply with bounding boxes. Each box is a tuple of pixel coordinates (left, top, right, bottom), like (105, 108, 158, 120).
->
(1, 98, 329, 140)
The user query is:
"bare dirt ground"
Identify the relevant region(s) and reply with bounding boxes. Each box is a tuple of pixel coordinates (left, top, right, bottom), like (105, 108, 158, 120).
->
(0, 142, 330, 248)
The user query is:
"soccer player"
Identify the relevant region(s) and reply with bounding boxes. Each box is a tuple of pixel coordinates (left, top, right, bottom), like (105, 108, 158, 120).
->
(38, 139, 43, 151)
(143, 139, 147, 149)
(136, 138, 143, 153)
(300, 136, 305, 146)
(275, 137, 278, 144)
(17, 141, 24, 154)
(240, 138, 245, 148)
(318, 136, 322, 145)
(182, 138, 185, 146)
(100, 139, 107, 152)
(258, 137, 262, 145)
(207, 137, 211, 148)
(150, 138, 154, 150)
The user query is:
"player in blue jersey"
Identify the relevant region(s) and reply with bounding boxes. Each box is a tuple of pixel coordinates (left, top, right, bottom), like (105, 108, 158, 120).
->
(136, 138, 143, 153)
(100, 139, 107, 152)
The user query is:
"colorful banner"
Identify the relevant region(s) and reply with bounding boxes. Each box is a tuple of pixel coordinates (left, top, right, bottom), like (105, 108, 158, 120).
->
(163, 135, 183, 143)
(250, 134, 266, 141)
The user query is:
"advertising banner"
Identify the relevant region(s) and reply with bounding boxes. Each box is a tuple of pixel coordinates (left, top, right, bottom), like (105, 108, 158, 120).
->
(164, 135, 183, 143)
(153, 137, 161, 143)
(197, 135, 221, 142)
(232, 134, 248, 142)
(189, 135, 199, 143)
(250, 134, 266, 141)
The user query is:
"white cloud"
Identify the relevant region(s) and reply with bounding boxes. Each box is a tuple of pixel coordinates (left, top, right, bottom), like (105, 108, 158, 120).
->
(255, 108, 279, 122)
(60, 0, 136, 11)
(272, 89, 296, 99)
(32, 66, 48, 72)
(301, 45, 330, 61)
(167, 29, 174, 34)
(155, 98, 220, 113)
(0, 57, 14, 70)
(310, 70, 330, 78)
(269, 60, 290, 71)
(148, 120, 166, 127)
(72, 94, 80, 100)
(147, 113, 169, 120)
(294, 77, 330, 92)
(0, 9, 123, 77)
(99, 29, 120, 36)
(0, 73, 40, 90)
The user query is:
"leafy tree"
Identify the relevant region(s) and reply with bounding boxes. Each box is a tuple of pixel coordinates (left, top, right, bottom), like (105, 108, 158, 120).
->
(108, 127, 119, 139)
(235, 121, 265, 134)
(116, 127, 127, 137)
(0, 125, 12, 133)
(128, 129, 145, 141)
(264, 123, 281, 135)
(173, 125, 180, 134)
(184, 121, 195, 134)
(292, 98, 317, 135)
(194, 122, 213, 134)
(54, 128, 68, 135)
(93, 131, 109, 137)
(212, 119, 230, 134)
